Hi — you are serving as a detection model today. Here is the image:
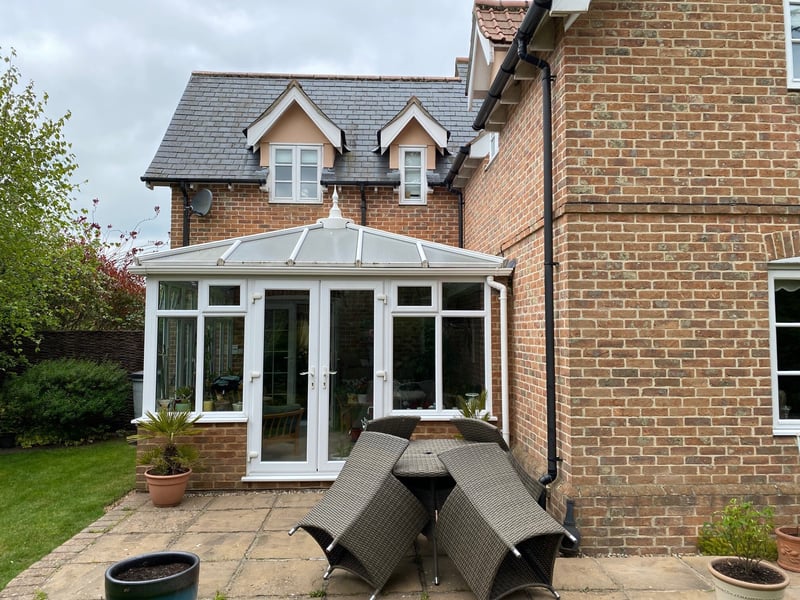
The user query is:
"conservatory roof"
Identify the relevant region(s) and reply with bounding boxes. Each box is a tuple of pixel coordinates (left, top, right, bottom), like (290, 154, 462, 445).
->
(131, 202, 513, 278)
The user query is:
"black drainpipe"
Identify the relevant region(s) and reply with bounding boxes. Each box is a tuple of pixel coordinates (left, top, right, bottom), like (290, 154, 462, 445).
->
(515, 36, 559, 492)
(359, 183, 367, 226)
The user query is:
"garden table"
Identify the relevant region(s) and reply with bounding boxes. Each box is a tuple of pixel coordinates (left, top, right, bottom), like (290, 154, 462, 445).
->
(393, 438, 471, 584)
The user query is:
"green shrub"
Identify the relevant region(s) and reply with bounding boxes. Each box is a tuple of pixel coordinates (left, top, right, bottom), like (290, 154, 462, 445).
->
(1, 359, 130, 446)
(698, 498, 778, 571)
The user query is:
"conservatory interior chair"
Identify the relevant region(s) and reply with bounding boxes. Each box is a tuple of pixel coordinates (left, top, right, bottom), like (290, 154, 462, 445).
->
(288, 431, 428, 600)
(437, 443, 570, 600)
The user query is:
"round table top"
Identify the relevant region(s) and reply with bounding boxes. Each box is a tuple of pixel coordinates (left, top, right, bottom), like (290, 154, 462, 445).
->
(393, 438, 471, 478)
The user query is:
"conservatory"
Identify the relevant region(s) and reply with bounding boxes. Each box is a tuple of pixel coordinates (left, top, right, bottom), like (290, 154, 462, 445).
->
(131, 204, 513, 481)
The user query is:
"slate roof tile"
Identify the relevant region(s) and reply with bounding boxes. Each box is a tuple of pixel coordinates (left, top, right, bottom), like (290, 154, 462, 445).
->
(143, 65, 479, 185)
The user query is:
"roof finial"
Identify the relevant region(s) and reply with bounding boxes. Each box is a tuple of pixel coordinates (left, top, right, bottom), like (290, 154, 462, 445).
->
(329, 186, 343, 220)
(319, 185, 351, 229)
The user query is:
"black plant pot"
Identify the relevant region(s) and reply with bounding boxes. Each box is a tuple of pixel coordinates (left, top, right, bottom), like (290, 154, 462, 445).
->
(104, 551, 200, 600)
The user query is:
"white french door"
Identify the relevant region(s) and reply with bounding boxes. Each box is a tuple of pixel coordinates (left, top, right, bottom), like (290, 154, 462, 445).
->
(246, 280, 384, 479)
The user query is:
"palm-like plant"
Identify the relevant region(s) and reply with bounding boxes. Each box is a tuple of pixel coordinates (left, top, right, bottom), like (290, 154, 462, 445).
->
(132, 409, 202, 476)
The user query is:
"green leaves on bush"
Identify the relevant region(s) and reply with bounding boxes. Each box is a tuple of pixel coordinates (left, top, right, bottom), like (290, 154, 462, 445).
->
(1, 358, 130, 446)
(698, 498, 778, 576)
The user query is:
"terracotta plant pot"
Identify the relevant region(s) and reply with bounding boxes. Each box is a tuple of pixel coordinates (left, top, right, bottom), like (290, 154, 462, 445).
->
(776, 526, 800, 573)
(707, 558, 789, 600)
(105, 550, 199, 599)
(144, 469, 192, 507)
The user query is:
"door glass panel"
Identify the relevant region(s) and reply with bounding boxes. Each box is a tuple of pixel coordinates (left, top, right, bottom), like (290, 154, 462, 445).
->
(393, 316, 435, 410)
(328, 289, 373, 460)
(261, 290, 309, 462)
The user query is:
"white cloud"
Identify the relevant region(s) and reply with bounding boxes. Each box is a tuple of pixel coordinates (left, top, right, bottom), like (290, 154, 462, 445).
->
(0, 0, 474, 245)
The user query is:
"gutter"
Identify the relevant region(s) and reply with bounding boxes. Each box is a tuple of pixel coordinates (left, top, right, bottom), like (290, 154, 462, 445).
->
(470, 0, 561, 490)
(473, 0, 553, 131)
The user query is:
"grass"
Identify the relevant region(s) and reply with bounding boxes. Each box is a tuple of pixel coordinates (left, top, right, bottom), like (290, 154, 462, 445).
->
(0, 438, 136, 590)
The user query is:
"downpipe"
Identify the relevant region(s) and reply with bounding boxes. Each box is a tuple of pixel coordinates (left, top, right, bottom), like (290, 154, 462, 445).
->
(486, 276, 509, 444)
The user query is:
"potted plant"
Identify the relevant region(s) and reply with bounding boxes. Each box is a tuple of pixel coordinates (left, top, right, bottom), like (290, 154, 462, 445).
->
(132, 409, 202, 507)
(775, 521, 800, 573)
(174, 387, 193, 412)
(699, 498, 789, 600)
(105, 550, 200, 599)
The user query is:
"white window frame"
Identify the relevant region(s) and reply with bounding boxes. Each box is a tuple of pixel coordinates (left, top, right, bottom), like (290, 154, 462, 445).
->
(269, 144, 322, 204)
(785, 1, 800, 89)
(399, 146, 427, 205)
(144, 278, 248, 423)
(768, 270, 800, 435)
(386, 279, 491, 419)
(488, 131, 500, 164)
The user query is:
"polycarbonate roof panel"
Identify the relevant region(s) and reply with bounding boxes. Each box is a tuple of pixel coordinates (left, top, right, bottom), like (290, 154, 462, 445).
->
(293, 226, 359, 265)
(132, 209, 510, 275)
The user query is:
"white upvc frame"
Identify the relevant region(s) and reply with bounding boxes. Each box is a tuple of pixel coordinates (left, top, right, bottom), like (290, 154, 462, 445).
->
(785, 0, 800, 90)
(269, 144, 322, 204)
(399, 146, 427, 205)
(768, 270, 800, 435)
(142, 277, 249, 423)
(385, 279, 491, 419)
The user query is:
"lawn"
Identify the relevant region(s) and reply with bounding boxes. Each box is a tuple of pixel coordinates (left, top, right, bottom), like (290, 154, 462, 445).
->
(0, 438, 135, 590)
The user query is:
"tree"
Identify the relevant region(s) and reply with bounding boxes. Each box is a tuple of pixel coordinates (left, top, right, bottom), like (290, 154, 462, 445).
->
(0, 48, 79, 371)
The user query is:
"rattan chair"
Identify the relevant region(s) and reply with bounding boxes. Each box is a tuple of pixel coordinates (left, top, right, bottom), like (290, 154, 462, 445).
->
(365, 415, 420, 439)
(437, 443, 568, 600)
(451, 418, 546, 503)
(288, 431, 429, 600)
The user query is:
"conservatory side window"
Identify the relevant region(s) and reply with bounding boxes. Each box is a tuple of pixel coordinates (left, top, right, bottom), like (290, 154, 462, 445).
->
(154, 280, 245, 416)
(390, 281, 489, 414)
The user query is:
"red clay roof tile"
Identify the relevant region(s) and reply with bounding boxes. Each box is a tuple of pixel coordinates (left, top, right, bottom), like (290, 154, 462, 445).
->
(474, 1, 529, 45)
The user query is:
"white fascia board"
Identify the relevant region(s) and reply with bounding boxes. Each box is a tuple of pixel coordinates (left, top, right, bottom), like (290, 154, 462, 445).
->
(246, 86, 342, 151)
(379, 104, 448, 154)
(469, 131, 492, 158)
(549, 0, 592, 15)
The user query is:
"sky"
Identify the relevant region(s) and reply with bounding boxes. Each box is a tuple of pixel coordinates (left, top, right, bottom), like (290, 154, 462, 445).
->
(2, 0, 475, 250)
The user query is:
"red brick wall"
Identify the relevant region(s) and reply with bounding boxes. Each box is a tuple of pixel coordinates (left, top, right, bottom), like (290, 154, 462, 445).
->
(171, 184, 461, 248)
(462, 0, 800, 555)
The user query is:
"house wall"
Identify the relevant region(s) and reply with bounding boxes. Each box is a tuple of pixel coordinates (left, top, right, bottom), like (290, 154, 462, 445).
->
(462, 0, 800, 555)
(171, 184, 461, 248)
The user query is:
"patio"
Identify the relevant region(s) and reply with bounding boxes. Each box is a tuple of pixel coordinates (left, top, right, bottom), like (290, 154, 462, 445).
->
(6, 489, 799, 600)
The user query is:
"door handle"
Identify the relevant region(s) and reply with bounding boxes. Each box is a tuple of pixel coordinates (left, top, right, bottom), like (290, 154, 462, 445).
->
(322, 366, 337, 390)
(300, 367, 316, 390)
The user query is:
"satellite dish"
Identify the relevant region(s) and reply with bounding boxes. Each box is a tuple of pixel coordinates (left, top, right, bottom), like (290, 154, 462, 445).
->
(190, 188, 212, 216)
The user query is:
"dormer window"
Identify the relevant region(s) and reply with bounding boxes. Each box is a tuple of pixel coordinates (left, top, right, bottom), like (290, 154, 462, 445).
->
(270, 144, 321, 203)
(400, 147, 426, 204)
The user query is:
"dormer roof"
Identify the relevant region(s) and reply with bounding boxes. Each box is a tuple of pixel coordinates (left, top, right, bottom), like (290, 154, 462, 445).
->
(245, 80, 345, 152)
(377, 96, 449, 155)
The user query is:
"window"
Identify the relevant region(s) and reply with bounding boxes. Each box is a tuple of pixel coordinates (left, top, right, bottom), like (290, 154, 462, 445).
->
(488, 131, 499, 163)
(786, 1, 800, 89)
(400, 147, 426, 204)
(769, 274, 800, 434)
(270, 145, 321, 203)
(153, 280, 246, 417)
(390, 281, 489, 414)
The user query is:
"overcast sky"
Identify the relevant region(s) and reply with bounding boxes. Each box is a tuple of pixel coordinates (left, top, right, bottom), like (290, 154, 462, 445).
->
(2, 0, 474, 249)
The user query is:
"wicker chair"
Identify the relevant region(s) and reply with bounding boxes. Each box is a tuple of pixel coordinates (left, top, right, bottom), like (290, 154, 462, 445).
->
(365, 415, 420, 439)
(451, 417, 546, 503)
(437, 443, 568, 600)
(288, 431, 429, 600)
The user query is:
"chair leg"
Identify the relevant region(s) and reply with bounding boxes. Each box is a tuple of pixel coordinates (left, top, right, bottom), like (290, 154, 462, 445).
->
(323, 566, 333, 580)
(369, 589, 380, 600)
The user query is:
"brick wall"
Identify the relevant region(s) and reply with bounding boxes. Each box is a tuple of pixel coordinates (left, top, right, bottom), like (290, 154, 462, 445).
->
(172, 184, 461, 248)
(462, 0, 800, 554)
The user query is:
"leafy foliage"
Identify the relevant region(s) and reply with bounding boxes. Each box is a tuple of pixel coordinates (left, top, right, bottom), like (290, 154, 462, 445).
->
(0, 48, 79, 371)
(457, 389, 490, 420)
(0, 358, 131, 446)
(698, 498, 778, 576)
(132, 409, 202, 476)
